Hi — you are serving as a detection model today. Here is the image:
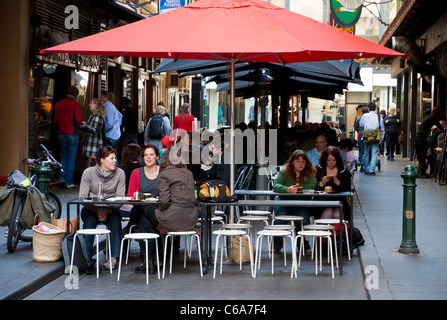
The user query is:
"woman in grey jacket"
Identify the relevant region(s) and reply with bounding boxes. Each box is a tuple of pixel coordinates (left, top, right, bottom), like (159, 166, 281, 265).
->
(136, 147, 198, 274)
(79, 146, 126, 271)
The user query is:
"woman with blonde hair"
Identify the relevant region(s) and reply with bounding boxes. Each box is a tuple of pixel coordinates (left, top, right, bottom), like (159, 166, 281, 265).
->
(144, 101, 171, 149)
(80, 98, 106, 167)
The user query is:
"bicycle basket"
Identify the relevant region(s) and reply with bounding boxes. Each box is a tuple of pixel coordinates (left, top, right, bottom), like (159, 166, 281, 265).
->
(6, 170, 32, 189)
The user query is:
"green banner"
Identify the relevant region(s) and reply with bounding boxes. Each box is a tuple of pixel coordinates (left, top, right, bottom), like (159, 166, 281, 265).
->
(330, 0, 362, 28)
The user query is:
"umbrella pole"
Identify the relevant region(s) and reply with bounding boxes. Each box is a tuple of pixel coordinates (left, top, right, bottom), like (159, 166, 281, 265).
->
(229, 58, 236, 224)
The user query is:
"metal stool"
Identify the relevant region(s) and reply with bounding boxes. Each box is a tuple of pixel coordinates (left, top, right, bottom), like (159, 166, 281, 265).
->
(315, 218, 351, 260)
(70, 229, 111, 279)
(220, 224, 253, 257)
(254, 230, 296, 278)
(296, 230, 334, 279)
(117, 233, 160, 284)
(264, 224, 295, 264)
(213, 229, 254, 278)
(238, 215, 270, 240)
(303, 224, 338, 268)
(163, 231, 203, 278)
(272, 215, 304, 255)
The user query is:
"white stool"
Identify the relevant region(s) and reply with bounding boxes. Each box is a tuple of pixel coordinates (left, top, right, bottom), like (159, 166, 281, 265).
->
(70, 229, 111, 279)
(213, 229, 254, 278)
(220, 224, 253, 257)
(272, 215, 304, 255)
(303, 224, 338, 268)
(163, 231, 203, 278)
(315, 218, 351, 260)
(296, 230, 334, 279)
(264, 224, 295, 264)
(238, 215, 270, 240)
(254, 230, 296, 278)
(117, 233, 160, 284)
(242, 210, 271, 216)
(214, 210, 227, 223)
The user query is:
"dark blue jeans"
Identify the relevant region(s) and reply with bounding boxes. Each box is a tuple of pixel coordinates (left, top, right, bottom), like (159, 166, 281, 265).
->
(81, 207, 122, 258)
(58, 134, 79, 185)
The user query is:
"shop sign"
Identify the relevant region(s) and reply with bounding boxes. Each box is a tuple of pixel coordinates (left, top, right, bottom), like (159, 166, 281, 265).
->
(159, 0, 188, 14)
(330, 0, 362, 28)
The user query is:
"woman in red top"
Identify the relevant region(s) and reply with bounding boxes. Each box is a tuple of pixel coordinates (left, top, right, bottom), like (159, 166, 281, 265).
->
(173, 103, 195, 132)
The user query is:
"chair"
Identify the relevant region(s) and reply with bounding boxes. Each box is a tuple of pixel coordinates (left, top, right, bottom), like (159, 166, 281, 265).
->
(117, 233, 160, 284)
(70, 229, 111, 279)
(213, 229, 254, 278)
(254, 229, 296, 278)
(220, 223, 253, 257)
(163, 231, 203, 278)
(303, 224, 338, 268)
(271, 215, 304, 254)
(315, 218, 351, 260)
(296, 230, 335, 279)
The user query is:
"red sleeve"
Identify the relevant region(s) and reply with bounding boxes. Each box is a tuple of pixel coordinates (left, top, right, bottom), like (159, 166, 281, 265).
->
(127, 168, 140, 197)
(173, 116, 179, 130)
(74, 102, 83, 124)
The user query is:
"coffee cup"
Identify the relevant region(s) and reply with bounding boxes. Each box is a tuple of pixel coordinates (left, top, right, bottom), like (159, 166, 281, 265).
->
(133, 192, 140, 200)
(324, 185, 332, 193)
(297, 186, 304, 192)
(143, 193, 151, 199)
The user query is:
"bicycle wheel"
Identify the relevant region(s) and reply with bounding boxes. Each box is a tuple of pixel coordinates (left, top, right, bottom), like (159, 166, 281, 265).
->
(48, 191, 62, 219)
(7, 194, 26, 253)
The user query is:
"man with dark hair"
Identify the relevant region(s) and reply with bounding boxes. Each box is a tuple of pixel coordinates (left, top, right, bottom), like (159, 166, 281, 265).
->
(359, 102, 384, 175)
(101, 91, 122, 153)
(54, 85, 83, 189)
(117, 97, 138, 161)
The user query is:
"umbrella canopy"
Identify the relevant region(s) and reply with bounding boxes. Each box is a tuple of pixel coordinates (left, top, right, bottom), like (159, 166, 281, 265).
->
(40, 0, 406, 63)
(41, 0, 407, 219)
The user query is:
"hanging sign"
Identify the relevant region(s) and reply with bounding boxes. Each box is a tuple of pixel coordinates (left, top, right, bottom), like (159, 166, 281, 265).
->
(330, 0, 362, 28)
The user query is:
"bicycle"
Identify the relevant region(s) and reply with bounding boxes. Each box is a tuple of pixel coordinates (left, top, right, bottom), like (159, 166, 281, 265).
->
(5, 144, 63, 253)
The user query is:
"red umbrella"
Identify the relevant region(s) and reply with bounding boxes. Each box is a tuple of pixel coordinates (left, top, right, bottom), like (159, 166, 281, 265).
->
(41, 0, 406, 212)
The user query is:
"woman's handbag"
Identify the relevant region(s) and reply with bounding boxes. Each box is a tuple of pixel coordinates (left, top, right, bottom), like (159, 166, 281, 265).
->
(231, 236, 255, 264)
(51, 213, 79, 236)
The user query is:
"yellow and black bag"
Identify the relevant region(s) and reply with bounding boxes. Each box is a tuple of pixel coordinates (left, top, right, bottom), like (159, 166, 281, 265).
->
(198, 180, 235, 203)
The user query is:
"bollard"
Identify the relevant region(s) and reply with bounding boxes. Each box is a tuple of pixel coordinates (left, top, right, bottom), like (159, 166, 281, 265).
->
(34, 161, 52, 200)
(398, 165, 420, 254)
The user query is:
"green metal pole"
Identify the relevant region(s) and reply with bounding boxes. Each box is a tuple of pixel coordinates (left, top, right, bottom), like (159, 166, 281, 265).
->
(35, 161, 52, 200)
(398, 165, 420, 254)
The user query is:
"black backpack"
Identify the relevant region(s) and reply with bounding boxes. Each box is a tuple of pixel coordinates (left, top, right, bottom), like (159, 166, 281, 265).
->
(148, 115, 165, 139)
(61, 233, 94, 274)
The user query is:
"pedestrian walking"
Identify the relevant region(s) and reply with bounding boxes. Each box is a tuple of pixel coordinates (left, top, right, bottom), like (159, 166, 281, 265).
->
(144, 102, 171, 150)
(80, 98, 106, 167)
(359, 102, 384, 175)
(101, 91, 122, 151)
(53, 85, 83, 189)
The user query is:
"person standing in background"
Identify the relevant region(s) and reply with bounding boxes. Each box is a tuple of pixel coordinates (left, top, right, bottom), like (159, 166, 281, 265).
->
(101, 91, 122, 152)
(173, 103, 195, 133)
(117, 97, 138, 162)
(54, 85, 83, 189)
(384, 106, 400, 161)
